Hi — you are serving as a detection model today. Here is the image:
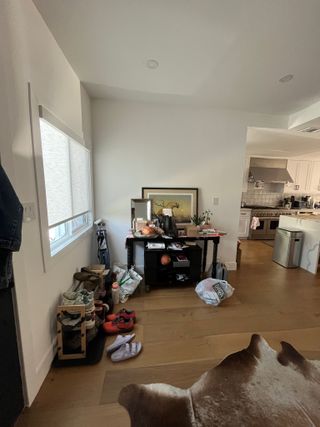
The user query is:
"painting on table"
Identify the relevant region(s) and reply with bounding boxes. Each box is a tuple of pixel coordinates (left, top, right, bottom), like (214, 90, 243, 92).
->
(141, 187, 198, 225)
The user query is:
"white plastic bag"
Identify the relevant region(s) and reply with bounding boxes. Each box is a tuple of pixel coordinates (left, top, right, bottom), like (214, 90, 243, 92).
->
(195, 278, 234, 306)
(112, 264, 142, 302)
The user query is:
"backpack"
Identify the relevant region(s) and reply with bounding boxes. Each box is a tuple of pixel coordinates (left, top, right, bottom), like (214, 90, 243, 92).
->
(213, 262, 228, 281)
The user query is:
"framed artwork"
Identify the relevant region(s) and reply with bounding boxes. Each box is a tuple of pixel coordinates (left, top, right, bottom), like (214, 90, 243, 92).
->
(141, 187, 198, 225)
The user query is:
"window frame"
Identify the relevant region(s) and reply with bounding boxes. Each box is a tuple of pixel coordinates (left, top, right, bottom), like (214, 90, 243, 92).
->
(29, 87, 93, 271)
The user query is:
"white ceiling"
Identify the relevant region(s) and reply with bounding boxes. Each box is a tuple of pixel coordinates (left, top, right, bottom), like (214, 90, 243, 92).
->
(247, 127, 320, 159)
(33, 0, 320, 114)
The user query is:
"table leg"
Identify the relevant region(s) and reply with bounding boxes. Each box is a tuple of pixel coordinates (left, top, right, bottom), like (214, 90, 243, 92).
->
(211, 241, 218, 278)
(127, 241, 134, 268)
(202, 239, 208, 273)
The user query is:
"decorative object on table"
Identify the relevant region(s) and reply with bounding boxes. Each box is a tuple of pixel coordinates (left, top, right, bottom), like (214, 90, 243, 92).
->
(131, 199, 152, 229)
(191, 209, 213, 229)
(191, 212, 205, 226)
(133, 223, 164, 237)
(142, 187, 198, 225)
(202, 209, 213, 227)
(119, 335, 320, 427)
(141, 225, 156, 235)
(157, 214, 178, 237)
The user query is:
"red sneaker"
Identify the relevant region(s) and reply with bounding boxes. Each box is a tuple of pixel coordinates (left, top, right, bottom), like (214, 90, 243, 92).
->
(106, 308, 136, 322)
(103, 317, 134, 334)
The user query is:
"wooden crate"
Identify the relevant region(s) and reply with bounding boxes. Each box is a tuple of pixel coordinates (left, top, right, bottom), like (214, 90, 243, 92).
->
(57, 304, 86, 360)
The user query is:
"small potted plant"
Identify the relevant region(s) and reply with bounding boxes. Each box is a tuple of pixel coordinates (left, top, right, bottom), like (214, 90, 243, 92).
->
(191, 213, 205, 228)
(191, 210, 213, 230)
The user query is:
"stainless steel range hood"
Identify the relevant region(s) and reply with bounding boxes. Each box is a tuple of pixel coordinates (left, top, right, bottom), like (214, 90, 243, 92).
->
(249, 158, 293, 183)
(249, 166, 293, 183)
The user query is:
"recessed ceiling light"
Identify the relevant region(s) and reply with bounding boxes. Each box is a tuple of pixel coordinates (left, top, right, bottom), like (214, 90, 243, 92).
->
(146, 59, 159, 69)
(279, 74, 294, 83)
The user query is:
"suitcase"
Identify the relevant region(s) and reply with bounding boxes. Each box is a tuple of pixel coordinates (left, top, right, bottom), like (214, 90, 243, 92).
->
(213, 262, 228, 281)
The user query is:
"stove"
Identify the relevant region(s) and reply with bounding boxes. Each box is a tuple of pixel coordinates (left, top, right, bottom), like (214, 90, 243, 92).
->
(252, 209, 293, 218)
(248, 208, 295, 240)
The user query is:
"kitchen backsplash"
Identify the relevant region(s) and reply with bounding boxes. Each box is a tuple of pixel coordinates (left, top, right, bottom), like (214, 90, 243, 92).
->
(242, 182, 320, 206)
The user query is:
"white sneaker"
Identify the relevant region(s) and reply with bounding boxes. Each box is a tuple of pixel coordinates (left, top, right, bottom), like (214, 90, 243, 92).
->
(106, 333, 135, 355)
(111, 342, 142, 362)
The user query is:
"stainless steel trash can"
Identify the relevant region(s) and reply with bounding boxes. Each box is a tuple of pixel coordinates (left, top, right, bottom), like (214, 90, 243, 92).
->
(272, 228, 303, 268)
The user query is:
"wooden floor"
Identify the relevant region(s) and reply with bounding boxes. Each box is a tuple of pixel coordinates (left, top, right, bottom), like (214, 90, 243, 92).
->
(16, 241, 320, 426)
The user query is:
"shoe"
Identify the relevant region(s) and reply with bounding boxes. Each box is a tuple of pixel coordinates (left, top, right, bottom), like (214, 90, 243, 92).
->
(62, 289, 94, 310)
(103, 317, 134, 334)
(106, 308, 136, 322)
(111, 342, 142, 362)
(106, 333, 136, 355)
(95, 302, 109, 327)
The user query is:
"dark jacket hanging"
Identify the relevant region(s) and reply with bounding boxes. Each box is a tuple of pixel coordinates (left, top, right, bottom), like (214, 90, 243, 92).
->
(0, 164, 23, 289)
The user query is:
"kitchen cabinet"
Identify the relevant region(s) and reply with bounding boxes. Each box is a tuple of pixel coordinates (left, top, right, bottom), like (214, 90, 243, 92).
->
(284, 160, 320, 194)
(284, 160, 311, 193)
(238, 209, 251, 238)
(308, 161, 320, 192)
(242, 156, 250, 193)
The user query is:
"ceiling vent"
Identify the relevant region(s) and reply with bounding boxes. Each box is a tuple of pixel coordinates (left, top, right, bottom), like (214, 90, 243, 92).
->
(298, 126, 320, 133)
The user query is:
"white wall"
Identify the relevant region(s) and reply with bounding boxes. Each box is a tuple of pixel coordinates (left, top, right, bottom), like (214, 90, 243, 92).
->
(0, 0, 93, 405)
(92, 99, 287, 270)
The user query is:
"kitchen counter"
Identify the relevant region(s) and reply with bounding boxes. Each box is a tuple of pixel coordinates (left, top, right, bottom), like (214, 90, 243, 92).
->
(279, 215, 320, 274)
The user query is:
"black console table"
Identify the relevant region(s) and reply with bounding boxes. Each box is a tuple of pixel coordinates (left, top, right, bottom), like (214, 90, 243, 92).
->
(125, 232, 223, 278)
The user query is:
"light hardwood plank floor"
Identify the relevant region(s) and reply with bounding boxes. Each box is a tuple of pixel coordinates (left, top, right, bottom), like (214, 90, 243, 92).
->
(16, 241, 320, 427)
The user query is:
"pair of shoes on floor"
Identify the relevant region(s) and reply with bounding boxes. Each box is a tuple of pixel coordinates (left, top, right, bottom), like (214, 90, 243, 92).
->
(103, 309, 136, 334)
(106, 308, 136, 322)
(102, 317, 134, 334)
(106, 333, 142, 362)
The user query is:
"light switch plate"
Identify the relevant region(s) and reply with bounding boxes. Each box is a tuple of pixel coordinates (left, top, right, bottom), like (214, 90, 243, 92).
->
(213, 197, 220, 206)
(22, 202, 36, 222)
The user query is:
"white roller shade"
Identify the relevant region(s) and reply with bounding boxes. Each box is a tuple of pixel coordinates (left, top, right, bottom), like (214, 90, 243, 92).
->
(70, 139, 90, 216)
(39, 117, 91, 227)
(40, 120, 72, 226)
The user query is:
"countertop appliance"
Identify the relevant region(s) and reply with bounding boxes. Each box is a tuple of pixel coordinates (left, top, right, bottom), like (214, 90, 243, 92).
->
(272, 228, 303, 268)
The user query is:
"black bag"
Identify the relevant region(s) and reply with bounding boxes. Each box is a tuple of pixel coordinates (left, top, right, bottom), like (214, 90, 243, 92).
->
(213, 262, 228, 281)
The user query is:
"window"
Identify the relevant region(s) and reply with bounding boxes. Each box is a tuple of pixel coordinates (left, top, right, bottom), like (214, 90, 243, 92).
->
(39, 114, 92, 256)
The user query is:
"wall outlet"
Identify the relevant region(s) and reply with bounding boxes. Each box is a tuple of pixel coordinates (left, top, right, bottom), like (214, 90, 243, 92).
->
(22, 202, 36, 222)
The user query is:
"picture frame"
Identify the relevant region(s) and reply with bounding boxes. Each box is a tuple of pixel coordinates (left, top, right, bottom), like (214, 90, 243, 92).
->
(141, 187, 198, 225)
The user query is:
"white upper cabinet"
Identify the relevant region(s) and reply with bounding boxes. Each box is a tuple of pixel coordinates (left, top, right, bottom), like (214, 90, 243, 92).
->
(309, 161, 320, 192)
(284, 159, 320, 193)
(284, 160, 298, 192)
(284, 160, 311, 193)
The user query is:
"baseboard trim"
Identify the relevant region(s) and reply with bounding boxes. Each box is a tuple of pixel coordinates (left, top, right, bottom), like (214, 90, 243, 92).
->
(225, 261, 237, 271)
(35, 336, 57, 375)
